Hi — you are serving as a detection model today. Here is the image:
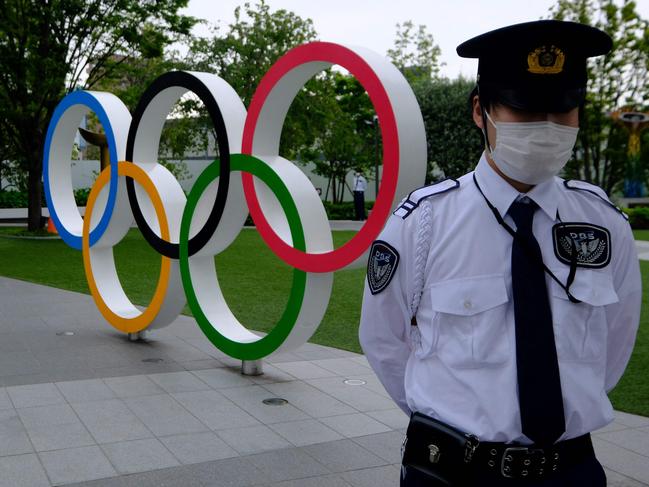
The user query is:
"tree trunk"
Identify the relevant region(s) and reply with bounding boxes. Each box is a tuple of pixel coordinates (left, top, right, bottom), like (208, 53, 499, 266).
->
(27, 155, 43, 231)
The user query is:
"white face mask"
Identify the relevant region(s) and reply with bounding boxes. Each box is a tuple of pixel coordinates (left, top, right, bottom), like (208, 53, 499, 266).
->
(485, 111, 579, 185)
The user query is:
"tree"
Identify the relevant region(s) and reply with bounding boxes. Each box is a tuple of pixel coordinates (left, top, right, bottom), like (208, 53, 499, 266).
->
(387, 20, 443, 84)
(550, 0, 649, 194)
(414, 77, 484, 181)
(188, 0, 328, 159)
(299, 72, 378, 203)
(0, 0, 196, 230)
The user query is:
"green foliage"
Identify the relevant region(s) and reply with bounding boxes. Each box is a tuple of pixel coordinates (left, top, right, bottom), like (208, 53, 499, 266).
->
(387, 20, 443, 83)
(322, 201, 374, 221)
(0, 191, 28, 208)
(298, 73, 379, 203)
(551, 0, 649, 193)
(623, 206, 649, 228)
(413, 77, 484, 181)
(73, 188, 91, 207)
(0, 0, 197, 230)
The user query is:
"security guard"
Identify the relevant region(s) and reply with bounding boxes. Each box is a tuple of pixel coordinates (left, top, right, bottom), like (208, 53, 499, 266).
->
(359, 20, 641, 486)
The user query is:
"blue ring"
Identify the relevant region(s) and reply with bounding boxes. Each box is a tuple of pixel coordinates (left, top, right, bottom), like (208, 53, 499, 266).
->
(43, 91, 119, 249)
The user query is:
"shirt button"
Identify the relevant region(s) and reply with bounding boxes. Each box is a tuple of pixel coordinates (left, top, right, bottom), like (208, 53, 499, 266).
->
(463, 300, 472, 310)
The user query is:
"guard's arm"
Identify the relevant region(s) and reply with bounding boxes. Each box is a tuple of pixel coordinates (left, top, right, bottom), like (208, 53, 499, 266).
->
(604, 219, 642, 392)
(359, 213, 418, 415)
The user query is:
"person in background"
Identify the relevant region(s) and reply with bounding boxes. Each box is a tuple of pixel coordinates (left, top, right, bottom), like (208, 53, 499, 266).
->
(353, 169, 368, 220)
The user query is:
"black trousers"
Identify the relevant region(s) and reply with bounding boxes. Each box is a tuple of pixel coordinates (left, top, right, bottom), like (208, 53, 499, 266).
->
(353, 190, 366, 220)
(400, 453, 606, 486)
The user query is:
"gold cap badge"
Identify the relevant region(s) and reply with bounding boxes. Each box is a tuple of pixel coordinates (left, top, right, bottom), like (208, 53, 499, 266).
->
(528, 46, 565, 74)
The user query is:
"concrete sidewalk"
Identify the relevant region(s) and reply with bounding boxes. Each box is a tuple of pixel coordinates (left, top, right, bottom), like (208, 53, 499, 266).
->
(0, 277, 647, 486)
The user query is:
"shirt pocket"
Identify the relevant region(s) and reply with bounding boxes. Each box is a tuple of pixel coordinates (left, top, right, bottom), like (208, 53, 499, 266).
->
(550, 268, 619, 363)
(422, 274, 510, 369)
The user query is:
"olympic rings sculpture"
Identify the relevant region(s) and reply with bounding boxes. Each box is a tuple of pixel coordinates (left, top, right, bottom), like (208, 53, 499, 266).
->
(43, 42, 427, 360)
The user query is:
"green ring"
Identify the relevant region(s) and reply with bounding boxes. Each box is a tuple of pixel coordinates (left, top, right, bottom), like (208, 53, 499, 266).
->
(179, 153, 307, 360)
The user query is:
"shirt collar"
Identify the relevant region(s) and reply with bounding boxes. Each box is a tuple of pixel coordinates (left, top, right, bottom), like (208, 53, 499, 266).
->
(474, 153, 559, 221)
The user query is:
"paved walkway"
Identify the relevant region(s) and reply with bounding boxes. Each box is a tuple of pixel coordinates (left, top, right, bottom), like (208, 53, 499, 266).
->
(0, 277, 647, 486)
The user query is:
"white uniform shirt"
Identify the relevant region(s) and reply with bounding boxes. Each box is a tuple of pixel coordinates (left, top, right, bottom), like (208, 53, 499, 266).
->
(359, 154, 641, 444)
(354, 175, 368, 192)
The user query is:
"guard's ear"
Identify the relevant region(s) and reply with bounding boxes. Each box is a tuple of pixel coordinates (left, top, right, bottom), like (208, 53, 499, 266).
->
(472, 95, 484, 130)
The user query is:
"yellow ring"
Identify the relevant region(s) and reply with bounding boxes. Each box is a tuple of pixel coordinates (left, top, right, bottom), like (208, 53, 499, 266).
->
(82, 162, 171, 333)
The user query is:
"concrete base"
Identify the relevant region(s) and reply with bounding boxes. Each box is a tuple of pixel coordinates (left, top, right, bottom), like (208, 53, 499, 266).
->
(241, 359, 263, 376)
(127, 331, 148, 342)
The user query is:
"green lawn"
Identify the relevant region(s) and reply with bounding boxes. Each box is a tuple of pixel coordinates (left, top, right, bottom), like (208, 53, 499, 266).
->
(0, 228, 647, 417)
(633, 229, 649, 241)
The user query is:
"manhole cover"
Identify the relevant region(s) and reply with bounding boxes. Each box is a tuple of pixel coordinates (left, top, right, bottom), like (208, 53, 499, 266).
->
(142, 358, 164, 363)
(56, 331, 75, 336)
(262, 398, 288, 406)
(343, 379, 366, 386)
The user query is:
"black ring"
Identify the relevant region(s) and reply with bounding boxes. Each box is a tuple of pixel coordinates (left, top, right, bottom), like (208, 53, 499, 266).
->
(125, 71, 231, 259)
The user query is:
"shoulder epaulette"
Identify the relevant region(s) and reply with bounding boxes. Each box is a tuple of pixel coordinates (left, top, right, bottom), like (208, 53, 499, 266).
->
(563, 179, 628, 221)
(393, 178, 460, 219)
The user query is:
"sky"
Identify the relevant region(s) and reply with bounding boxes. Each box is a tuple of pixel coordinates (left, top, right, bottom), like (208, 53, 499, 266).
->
(182, 0, 649, 80)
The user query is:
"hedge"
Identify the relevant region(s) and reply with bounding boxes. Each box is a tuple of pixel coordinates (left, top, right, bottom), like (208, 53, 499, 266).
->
(0, 189, 89, 208)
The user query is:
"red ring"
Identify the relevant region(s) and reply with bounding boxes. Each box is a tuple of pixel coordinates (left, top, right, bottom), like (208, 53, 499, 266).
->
(242, 42, 399, 273)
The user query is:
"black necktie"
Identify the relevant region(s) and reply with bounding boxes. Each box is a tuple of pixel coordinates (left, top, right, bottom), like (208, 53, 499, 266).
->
(509, 199, 566, 446)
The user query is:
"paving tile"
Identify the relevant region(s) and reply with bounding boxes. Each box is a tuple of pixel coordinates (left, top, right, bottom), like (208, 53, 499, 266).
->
(189, 455, 267, 486)
(123, 394, 208, 437)
(0, 409, 33, 456)
(147, 372, 211, 393)
(219, 385, 311, 424)
(191, 368, 256, 389)
(341, 465, 402, 487)
(269, 419, 344, 447)
(7, 382, 65, 408)
(265, 352, 305, 364)
(598, 429, 649, 457)
(0, 388, 13, 410)
(103, 375, 165, 398)
(593, 437, 649, 484)
(604, 467, 649, 487)
(302, 439, 387, 472)
(262, 382, 357, 418)
(39, 445, 117, 484)
(263, 474, 353, 487)
(319, 413, 392, 438)
(56, 379, 117, 403)
(614, 411, 649, 428)
(18, 403, 95, 452)
(160, 431, 238, 464)
(272, 361, 338, 380)
(101, 438, 180, 474)
(72, 399, 152, 444)
(247, 447, 331, 483)
(366, 409, 410, 430)
(0, 453, 50, 487)
(248, 363, 298, 385)
(318, 385, 396, 413)
(171, 390, 260, 431)
(593, 420, 632, 435)
(310, 358, 371, 376)
(351, 431, 405, 464)
(216, 424, 292, 455)
(0, 351, 42, 376)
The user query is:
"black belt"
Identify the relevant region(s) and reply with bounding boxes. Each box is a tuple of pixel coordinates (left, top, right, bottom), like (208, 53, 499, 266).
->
(403, 412, 595, 483)
(472, 434, 594, 480)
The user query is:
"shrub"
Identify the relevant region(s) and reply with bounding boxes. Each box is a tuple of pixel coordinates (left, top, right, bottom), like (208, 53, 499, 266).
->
(624, 207, 649, 229)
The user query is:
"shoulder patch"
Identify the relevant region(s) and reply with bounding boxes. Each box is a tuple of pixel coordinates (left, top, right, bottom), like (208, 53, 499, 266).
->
(552, 222, 611, 268)
(393, 178, 460, 219)
(367, 240, 400, 295)
(563, 180, 628, 221)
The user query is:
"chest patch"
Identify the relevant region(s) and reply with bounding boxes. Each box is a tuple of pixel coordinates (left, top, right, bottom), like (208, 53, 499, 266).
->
(552, 223, 611, 268)
(367, 241, 400, 295)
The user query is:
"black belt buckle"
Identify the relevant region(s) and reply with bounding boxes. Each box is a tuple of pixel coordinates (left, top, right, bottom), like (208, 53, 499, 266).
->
(500, 447, 553, 479)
